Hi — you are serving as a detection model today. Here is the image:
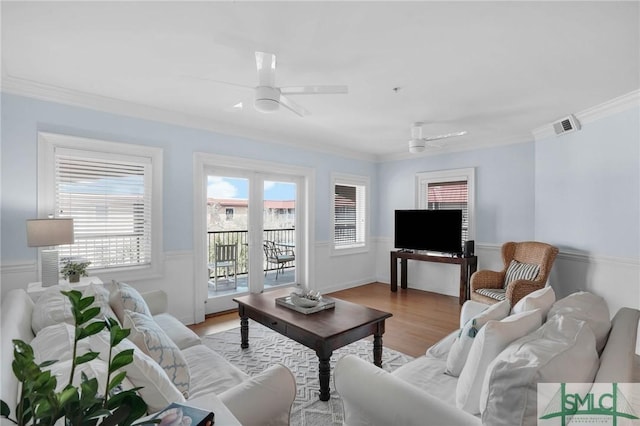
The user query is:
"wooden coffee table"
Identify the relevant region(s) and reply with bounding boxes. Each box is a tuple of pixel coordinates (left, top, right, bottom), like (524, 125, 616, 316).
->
(233, 288, 393, 401)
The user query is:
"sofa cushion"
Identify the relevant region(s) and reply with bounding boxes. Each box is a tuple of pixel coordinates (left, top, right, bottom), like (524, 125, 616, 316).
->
(455, 309, 542, 415)
(511, 285, 555, 317)
(123, 310, 191, 398)
(504, 260, 540, 287)
(182, 344, 249, 399)
(391, 354, 459, 406)
(45, 357, 135, 394)
(153, 313, 201, 350)
(445, 300, 510, 377)
(547, 291, 611, 354)
(31, 322, 92, 365)
(479, 315, 599, 426)
(88, 331, 186, 413)
(31, 284, 74, 334)
(109, 281, 152, 322)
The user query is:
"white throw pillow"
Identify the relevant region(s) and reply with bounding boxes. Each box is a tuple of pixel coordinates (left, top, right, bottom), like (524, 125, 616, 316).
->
(122, 310, 191, 399)
(425, 329, 458, 359)
(31, 323, 90, 365)
(45, 357, 135, 394)
(31, 284, 74, 334)
(547, 291, 611, 354)
(511, 285, 556, 317)
(459, 300, 490, 329)
(88, 331, 186, 413)
(83, 283, 120, 325)
(479, 315, 599, 426)
(109, 281, 152, 323)
(455, 309, 543, 414)
(445, 300, 511, 377)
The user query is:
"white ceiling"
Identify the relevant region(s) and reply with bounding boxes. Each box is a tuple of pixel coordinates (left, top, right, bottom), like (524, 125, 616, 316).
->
(2, 1, 639, 161)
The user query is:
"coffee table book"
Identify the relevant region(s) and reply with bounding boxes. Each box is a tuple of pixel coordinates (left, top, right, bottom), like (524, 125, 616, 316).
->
(151, 402, 214, 426)
(275, 296, 336, 314)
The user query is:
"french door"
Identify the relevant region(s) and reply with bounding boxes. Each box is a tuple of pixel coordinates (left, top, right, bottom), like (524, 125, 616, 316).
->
(194, 153, 313, 319)
(205, 168, 299, 296)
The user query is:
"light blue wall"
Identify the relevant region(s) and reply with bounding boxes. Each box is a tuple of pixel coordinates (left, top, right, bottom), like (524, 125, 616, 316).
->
(535, 107, 640, 258)
(3, 93, 637, 266)
(376, 142, 536, 244)
(1, 93, 376, 262)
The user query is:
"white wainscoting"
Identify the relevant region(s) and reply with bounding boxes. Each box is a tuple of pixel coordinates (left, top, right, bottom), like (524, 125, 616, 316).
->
(374, 238, 640, 316)
(6, 243, 633, 324)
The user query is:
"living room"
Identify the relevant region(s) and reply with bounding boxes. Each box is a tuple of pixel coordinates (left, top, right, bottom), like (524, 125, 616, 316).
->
(1, 2, 639, 424)
(2, 1, 638, 321)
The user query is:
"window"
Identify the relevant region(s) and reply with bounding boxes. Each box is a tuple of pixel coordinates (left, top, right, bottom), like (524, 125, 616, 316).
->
(331, 173, 368, 253)
(416, 168, 475, 246)
(38, 133, 163, 278)
(225, 208, 234, 220)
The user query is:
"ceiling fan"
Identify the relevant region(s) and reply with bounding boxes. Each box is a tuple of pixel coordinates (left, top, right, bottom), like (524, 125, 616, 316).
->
(205, 51, 348, 117)
(408, 122, 467, 153)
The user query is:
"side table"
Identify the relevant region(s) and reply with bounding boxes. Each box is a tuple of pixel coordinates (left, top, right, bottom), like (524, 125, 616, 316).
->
(27, 276, 104, 301)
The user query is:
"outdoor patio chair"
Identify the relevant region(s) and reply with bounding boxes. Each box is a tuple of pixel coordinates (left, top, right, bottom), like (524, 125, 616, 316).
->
(263, 240, 295, 280)
(209, 243, 238, 290)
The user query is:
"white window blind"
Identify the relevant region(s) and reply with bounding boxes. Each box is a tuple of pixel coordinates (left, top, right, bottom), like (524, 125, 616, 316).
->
(426, 180, 469, 244)
(334, 183, 366, 248)
(55, 150, 152, 269)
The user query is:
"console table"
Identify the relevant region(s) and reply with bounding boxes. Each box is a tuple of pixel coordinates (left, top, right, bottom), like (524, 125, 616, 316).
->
(390, 251, 477, 304)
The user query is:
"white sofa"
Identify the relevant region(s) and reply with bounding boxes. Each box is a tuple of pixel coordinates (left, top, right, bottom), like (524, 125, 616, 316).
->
(335, 289, 640, 426)
(1, 283, 296, 426)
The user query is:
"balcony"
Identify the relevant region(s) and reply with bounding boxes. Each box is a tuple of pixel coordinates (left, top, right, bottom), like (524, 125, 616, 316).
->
(207, 228, 296, 297)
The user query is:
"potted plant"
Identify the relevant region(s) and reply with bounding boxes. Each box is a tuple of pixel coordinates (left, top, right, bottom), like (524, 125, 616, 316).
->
(0, 290, 148, 426)
(60, 258, 91, 283)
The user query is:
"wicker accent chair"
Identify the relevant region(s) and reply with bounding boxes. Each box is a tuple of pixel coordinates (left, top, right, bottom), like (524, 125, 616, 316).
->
(470, 241, 559, 307)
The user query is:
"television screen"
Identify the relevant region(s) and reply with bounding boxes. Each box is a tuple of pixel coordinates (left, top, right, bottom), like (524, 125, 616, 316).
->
(394, 209, 463, 254)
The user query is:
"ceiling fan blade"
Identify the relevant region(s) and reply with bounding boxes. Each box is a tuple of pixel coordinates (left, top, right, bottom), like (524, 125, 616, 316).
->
(279, 94, 309, 117)
(255, 51, 276, 87)
(180, 75, 253, 90)
(422, 131, 467, 142)
(280, 85, 348, 95)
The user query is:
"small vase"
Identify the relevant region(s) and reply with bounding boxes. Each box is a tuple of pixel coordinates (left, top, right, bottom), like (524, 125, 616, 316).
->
(68, 272, 80, 283)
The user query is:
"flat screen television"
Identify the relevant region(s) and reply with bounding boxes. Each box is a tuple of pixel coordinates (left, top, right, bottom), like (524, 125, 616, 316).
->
(394, 209, 463, 254)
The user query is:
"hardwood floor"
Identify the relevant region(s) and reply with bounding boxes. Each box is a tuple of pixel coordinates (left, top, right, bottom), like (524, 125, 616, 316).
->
(188, 282, 461, 358)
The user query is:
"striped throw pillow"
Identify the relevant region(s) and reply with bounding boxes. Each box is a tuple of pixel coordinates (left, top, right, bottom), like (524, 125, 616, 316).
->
(504, 260, 540, 287)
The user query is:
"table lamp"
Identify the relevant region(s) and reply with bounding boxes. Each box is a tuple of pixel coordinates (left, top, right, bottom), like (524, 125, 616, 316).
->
(26, 217, 74, 287)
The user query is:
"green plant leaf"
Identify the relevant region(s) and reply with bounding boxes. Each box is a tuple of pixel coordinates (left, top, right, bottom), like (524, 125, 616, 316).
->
(78, 295, 95, 311)
(107, 371, 128, 393)
(111, 327, 131, 347)
(61, 290, 82, 304)
(0, 400, 10, 418)
(110, 349, 134, 372)
(38, 359, 58, 368)
(75, 351, 100, 365)
(78, 307, 102, 325)
(83, 321, 107, 337)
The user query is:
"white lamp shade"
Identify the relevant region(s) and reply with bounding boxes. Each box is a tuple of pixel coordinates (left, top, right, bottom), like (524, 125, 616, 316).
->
(26, 218, 74, 247)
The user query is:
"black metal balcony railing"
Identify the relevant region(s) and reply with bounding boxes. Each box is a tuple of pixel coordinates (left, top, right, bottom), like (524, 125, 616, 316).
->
(207, 228, 295, 277)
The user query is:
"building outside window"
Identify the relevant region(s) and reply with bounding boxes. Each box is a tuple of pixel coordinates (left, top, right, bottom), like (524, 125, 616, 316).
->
(331, 173, 369, 254)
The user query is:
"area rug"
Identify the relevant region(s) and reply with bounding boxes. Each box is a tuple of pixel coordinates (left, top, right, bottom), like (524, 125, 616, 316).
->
(202, 320, 414, 426)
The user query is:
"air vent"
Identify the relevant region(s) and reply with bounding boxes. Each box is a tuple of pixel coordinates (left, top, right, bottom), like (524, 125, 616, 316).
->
(553, 115, 581, 136)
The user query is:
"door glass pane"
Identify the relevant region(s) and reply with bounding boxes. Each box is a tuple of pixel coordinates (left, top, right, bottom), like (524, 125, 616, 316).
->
(263, 180, 296, 287)
(207, 176, 249, 295)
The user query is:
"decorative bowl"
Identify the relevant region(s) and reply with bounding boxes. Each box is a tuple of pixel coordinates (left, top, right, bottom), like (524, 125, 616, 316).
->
(290, 292, 321, 308)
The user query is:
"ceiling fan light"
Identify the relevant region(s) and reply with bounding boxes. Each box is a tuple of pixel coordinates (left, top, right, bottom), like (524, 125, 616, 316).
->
(409, 139, 425, 153)
(255, 86, 280, 113)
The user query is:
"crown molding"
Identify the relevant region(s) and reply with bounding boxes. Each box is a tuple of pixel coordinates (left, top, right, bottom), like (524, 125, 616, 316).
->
(1, 74, 377, 163)
(532, 89, 640, 141)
